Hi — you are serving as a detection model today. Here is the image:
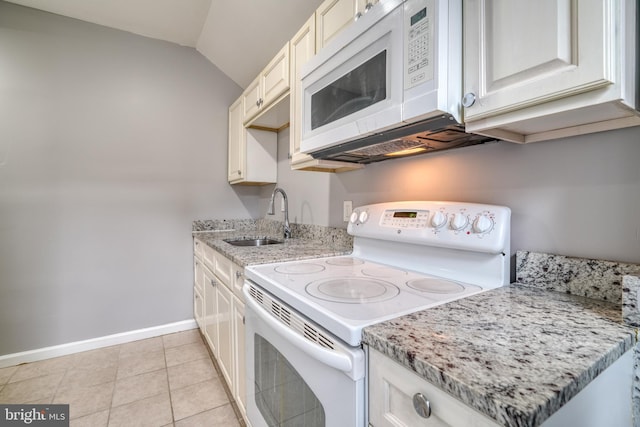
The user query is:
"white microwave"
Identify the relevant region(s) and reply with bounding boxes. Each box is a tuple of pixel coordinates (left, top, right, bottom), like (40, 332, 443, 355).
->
(300, 0, 489, 164)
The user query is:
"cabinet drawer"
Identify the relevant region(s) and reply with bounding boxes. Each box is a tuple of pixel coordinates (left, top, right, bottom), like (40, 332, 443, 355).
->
(194, 238, 205, 258)
(368, 348, 499, 427)
(203, 244, 215, 271)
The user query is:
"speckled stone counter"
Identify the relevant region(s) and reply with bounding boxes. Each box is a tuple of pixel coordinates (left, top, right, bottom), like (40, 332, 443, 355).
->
(192, 218, 353, 267)
(516, 251, 640, 304)
(363, 285, 635, 427)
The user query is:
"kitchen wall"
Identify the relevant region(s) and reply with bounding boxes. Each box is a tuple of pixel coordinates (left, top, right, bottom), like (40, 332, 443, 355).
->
(272, 126, 640, 265)
(0, 2, 261, 356)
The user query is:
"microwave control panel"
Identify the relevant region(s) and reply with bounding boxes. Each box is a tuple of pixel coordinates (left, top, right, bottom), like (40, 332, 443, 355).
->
(404, 0, 434, 89)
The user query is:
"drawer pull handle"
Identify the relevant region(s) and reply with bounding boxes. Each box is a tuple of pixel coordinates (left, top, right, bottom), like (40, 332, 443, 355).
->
(413, 393, 431, 418)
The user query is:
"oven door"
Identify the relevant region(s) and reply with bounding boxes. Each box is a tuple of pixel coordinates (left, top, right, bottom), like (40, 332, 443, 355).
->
(243, 283, 366, 427)
(300, 0, 404, 155)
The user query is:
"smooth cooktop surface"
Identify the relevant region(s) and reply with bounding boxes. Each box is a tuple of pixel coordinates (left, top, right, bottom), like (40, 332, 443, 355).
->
(246, 256, 484, 346)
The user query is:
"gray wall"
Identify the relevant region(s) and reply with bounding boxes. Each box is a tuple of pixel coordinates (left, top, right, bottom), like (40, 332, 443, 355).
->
(0, 2, 261, 356)
(260, 127, 333, 226)
(275, 126, 640, 265)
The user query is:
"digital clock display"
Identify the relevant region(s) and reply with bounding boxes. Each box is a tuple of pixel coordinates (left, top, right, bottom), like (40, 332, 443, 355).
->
(411, 8, 427, 26)
(393, 211, 417, 218)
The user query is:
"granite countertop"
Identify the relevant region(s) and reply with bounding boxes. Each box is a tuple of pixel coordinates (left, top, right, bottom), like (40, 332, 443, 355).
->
(192, 220, 352, 267)
(363, 284, 636, 427)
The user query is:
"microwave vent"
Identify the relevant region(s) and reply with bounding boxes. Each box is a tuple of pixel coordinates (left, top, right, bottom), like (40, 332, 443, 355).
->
(346, 138, 424, 157)
(309, 115, 495, 164)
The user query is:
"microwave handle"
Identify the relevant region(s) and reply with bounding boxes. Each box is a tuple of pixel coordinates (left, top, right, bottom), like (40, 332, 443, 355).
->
(243, 284, 353, 373)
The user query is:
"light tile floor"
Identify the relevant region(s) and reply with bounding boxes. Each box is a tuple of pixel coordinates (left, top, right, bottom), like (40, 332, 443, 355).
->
(0, 330, 244, 427)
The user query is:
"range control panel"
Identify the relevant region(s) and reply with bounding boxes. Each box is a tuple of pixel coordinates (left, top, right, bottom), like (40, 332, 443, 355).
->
(347, 201, 510, 254)
(380, 209, 429, 228)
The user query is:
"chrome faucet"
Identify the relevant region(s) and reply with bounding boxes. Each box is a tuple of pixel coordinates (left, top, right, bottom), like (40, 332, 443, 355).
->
(268, 187, 291, 239)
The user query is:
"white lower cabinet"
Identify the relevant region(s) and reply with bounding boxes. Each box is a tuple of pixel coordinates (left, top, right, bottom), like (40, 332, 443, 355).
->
(232, 297, 247, 417)
(193, 238, 248, 423)
(368, 347, 499, 427)
(368, 347, 634, 427)
(216, 280, 234, 388)
(193, 257, 205, 331)
(202, 265, 218, 355)
(194, 287, 204, 331)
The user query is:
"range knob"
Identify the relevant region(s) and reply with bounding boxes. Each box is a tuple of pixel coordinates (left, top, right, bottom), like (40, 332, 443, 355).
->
(473, 215, 494, 233)
(349, 211, 359, 224)
(450, 213, 469, 231)
(358, 211, 369, 223)
(430, 211, 447, 229)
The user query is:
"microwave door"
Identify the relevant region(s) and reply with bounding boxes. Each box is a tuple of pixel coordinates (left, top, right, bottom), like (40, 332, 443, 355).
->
(300, 5, 404, 155)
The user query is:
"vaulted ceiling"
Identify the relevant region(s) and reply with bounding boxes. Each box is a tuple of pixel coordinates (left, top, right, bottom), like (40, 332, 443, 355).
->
(4, 0, 323, 88)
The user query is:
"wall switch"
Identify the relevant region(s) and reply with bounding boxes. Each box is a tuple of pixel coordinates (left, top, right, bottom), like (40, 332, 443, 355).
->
(343, 201, 353, 222)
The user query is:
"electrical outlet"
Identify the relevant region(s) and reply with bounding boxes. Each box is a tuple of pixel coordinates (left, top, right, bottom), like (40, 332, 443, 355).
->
(343, 201, 353, 222)
(281, 198, 285, 212)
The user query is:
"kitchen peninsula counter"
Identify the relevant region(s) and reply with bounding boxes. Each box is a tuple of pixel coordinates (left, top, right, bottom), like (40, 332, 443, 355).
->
(363, 253, 640, 427)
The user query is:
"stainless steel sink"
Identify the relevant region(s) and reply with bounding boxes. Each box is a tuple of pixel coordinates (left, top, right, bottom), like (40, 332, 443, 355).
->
(224, 238, 283, 247)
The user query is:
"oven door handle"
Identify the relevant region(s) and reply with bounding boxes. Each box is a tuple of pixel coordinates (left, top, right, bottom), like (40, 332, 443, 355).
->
(243, 285, 353, 374)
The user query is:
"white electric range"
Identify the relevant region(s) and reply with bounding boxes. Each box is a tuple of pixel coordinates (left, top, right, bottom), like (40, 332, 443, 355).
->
(243, 201, 511, 427)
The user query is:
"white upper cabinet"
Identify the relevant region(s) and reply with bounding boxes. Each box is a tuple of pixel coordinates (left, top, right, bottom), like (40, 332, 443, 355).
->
(227, 97, 244, 183)
(242, 42, 290, 127)
(463, 0, 639, 143)
(228, 96, 277, 185)
(315, 0, 356, 51)
(315, 0, 378, 51)
(290, 14, 316, 167)
(289, 14, 364, 173)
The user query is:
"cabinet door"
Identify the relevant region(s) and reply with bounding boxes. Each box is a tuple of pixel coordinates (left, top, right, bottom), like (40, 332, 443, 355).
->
(216, 282, 234, 389)
(369, 348, 500, 427)
(232, 297, 247, 418)
(315, 0, 356, 51)
(231, 263, 244, 299)
(194, 287, 204, 331)
(214, 250, 232, 287)
(463, 0, 614, 122)
(193, 258, 204, 296)
(228, 97, 245, 183)
(290, 15, 317, 166)
(203, 267, 218, 354)
(261, 42, 290, 108)
(242, 75, 262, 122)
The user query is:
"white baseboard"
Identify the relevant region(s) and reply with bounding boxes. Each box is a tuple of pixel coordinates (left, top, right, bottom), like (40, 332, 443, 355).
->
(0, 319, 198, 368)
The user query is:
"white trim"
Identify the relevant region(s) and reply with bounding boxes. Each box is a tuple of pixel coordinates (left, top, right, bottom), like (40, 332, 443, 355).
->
(0, 319, 198, 368)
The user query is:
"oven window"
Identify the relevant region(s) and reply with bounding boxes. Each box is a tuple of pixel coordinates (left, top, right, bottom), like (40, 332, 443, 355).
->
(254, 334, 325, 426)
(311, 50, 387, 130)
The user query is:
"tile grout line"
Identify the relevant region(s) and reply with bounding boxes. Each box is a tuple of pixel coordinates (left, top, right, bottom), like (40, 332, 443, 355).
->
(49, 363, 68, 406)
(105, 344, 122, 427)
(162, 337, 178, 425)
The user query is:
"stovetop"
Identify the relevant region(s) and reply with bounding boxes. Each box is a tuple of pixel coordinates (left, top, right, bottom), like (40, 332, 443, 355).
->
(245, 256, 482, 346)
(245, 201, 511, 347)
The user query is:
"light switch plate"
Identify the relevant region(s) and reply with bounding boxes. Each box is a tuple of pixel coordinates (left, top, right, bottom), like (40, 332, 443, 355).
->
(343, 201, 353, 222)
